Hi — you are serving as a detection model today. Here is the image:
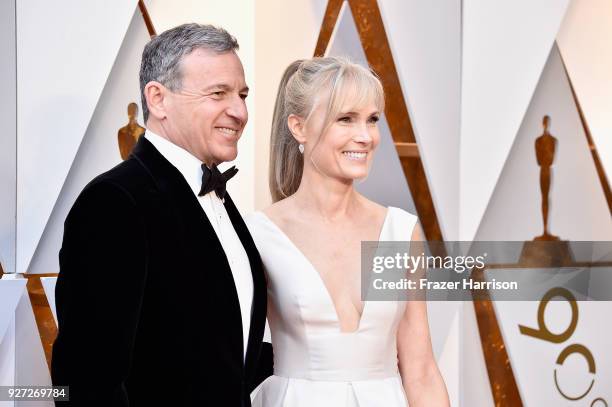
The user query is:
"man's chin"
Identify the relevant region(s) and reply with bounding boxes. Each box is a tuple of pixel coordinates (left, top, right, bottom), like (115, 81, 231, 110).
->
(213, 149, 238, 164)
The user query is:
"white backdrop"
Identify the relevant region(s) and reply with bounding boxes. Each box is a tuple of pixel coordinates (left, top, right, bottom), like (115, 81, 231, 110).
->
(1, 1, 611, 405)
(15, 0, 136, 276)
(0, 0, 17, 276)
(558, 0, 612, 181)
(27, 7, 149, 275)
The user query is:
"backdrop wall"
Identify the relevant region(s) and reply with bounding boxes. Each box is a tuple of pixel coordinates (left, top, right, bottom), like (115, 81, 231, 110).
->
(1, 2, 611, 406)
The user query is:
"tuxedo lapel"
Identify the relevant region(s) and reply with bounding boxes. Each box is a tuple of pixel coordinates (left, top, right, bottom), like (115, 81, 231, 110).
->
(223, 195, 267, 377)
(130, 137, 245, 364)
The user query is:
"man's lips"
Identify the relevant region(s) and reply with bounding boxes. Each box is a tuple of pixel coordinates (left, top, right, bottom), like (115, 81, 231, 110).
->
(216, 127, 239, 137)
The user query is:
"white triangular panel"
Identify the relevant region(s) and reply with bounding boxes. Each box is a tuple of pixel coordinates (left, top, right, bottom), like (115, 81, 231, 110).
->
(26, 8, 150, 275)
(326, 3, 416, 214)
(557, 0, 612, 186)
(16, 1, 137, 274)
(378, 0, 462, 240)
(0, 0, 16, 275)
(475, 44, 612, 241)
(40, 277, 58, 325)
(460, 0, 571, 241)
(0, 310, 16, 387)
(0, 280, 27, 345)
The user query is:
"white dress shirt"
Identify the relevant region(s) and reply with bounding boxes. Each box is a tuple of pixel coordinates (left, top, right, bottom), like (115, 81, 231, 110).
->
(145, 130, 253, 359)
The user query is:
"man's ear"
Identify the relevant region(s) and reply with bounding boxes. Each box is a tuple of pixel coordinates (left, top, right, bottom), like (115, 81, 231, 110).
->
(287, 114, 306, 145)
(144, 81, 167, 120)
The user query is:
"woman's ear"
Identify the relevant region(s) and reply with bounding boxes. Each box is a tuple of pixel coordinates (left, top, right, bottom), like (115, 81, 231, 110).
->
(287, 114, 307, 145)
(144, 81, 167, 121)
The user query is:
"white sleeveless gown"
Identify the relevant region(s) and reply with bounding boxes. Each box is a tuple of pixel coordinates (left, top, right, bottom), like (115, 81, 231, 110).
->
(246, 207, 418, 407)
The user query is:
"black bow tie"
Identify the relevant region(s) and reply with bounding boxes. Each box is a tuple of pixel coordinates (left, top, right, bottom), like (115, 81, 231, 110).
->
(198, 164, 238, 199)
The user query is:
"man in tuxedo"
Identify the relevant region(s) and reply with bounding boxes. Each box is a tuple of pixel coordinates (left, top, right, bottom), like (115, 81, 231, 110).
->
(52, 23, 271, 406)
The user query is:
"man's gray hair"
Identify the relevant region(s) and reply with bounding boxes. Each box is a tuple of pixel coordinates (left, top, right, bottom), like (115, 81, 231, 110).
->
(139, 23, 239, 122)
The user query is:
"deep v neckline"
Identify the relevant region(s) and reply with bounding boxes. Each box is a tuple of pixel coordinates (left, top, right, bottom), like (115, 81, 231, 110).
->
(257, 208, 392, 333)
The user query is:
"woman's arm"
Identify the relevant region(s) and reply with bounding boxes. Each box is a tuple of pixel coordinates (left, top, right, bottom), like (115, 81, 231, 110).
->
(397, 222, 450, 406)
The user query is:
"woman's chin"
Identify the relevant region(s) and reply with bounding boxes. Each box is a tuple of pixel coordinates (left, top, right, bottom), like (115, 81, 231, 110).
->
(338, 169, 369, 182)
(319, 161, 371, 183)
(346, 164, 370, 179)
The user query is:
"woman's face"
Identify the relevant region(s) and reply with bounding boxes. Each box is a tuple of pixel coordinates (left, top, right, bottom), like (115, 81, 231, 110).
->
(304, 98, 381, 182)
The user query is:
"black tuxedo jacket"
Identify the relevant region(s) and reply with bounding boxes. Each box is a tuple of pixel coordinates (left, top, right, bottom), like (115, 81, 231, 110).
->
(52, 137, 271, 406)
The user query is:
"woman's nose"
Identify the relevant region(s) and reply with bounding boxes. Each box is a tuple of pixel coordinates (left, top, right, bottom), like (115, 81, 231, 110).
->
(353, 128, 372, 143)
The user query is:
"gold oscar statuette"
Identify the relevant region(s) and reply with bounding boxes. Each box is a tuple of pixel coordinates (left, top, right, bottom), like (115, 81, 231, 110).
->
(118, 102, 145, 160)
(520, 115, 574, 267)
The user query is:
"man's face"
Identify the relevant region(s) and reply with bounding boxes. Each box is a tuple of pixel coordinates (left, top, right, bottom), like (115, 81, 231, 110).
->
(162, 48, 248, 165)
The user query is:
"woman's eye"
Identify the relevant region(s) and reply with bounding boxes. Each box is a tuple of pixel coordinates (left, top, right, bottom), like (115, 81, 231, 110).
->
(368, 116, 380, 124)
(338, 116, 351, 123)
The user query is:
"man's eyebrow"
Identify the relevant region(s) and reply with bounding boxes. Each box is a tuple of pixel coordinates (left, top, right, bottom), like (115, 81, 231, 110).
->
(202, 83, 250, 93)
(203, 83, 231, 92)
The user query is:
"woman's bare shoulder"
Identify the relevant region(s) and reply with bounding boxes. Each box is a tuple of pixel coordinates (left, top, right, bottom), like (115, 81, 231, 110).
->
(262, 197, 296, 226)
(355, 193, 388, 217)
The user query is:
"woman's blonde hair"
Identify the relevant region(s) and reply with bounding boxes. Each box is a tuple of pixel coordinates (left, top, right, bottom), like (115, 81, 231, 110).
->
(269, 56, 385, 202)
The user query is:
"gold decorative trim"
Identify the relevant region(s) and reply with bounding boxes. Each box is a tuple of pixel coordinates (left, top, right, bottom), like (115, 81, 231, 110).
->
(25, 273, 59, 372)
(472, 269, 524, 407)
(394, 142, 419, 158)
(138, 0, 156, 38)
(314, 0, 344, 57)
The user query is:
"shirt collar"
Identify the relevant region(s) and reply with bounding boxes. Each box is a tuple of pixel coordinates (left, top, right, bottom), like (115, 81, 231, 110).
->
(144, 130, 203, 197)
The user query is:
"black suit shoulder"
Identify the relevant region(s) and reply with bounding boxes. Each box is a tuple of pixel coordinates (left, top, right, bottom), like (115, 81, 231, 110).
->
(79, 155, 153, 203)
(65, 155, 162, 235)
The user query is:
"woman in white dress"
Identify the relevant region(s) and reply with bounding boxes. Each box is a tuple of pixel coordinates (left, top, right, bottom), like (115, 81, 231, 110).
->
(247, 57, 449, 406)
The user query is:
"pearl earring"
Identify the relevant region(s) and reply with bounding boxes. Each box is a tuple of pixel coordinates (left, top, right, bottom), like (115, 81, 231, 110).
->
(298, 144, 304, 154)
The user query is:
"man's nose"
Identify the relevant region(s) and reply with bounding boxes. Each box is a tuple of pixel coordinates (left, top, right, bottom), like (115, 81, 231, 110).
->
(226, 96, 248, 125)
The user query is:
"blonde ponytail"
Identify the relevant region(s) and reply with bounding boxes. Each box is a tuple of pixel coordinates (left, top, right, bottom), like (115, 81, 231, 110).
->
(269, 60, 304, 202)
